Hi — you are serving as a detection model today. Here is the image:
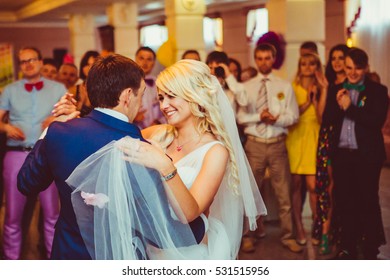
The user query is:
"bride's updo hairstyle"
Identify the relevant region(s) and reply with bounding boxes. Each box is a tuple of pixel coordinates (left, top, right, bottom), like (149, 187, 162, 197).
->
(155, 59, 239, 190)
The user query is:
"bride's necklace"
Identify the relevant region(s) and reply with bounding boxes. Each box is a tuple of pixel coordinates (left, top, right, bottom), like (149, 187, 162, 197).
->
(175, 136, 201, 152)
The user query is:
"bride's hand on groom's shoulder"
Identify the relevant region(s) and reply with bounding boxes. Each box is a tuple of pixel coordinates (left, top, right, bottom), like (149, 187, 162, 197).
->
(120, 138, 174, 175)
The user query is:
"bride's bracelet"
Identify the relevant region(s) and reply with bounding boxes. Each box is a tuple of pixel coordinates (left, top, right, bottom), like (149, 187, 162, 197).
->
(161, 168, 177, 182)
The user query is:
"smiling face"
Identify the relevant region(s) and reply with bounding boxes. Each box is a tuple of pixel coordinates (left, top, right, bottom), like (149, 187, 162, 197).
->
(345, 56, 367, 84)
(299, 56, 318, 77)
(41, 64, 58, 80)
(157, 89, 193, 128)
(58, 64, 78, 89)
(331, 50, 346, 74)
(19, 49, 43, 81)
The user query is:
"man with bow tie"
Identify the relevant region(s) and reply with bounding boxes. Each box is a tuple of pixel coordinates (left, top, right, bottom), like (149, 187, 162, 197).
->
(134, 46, 166, 129)
(0, 47, 66, 259)
(323, 48, 388, 259)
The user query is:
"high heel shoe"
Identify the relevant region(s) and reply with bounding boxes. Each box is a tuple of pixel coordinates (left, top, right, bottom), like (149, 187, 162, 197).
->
(319, 234, 331, 255)
(296, 238, 307, 246)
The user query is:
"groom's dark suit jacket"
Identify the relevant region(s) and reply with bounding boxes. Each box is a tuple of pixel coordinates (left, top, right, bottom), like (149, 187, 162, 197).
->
(17, 110, 204, 259)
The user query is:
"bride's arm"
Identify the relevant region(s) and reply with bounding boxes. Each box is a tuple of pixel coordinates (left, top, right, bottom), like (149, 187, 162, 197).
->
(120, 140, 228, 223)
(186, 144, 228, 216)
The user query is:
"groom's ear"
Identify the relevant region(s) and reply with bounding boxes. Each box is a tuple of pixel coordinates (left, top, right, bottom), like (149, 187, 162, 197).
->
(120, 88, 132, 105)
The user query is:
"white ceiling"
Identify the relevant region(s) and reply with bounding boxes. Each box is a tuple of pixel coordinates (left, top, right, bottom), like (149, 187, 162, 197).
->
(0, 0, 264, 26)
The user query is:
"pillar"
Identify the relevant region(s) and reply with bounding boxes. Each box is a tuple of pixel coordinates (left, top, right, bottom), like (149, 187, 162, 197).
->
(107, 2, 139, 59)
(267, 0, 325, 80)
(68, 14, 96, 67)
(164, 0, 206, 62)
(221, 9, 249, 68)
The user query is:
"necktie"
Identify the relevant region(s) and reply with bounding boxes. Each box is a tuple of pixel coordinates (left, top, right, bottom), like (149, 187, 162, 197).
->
(256, 78, 269, 134)
(145, 78, 155, 87)
(25, 81, 44, 92)
(343, 82, 365, 92)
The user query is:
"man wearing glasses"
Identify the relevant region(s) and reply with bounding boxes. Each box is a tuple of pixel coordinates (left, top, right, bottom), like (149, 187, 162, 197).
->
(0, 47, 66, 259)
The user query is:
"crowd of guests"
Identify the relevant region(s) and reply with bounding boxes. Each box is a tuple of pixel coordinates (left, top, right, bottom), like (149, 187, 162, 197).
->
(0, 39, 388, 260)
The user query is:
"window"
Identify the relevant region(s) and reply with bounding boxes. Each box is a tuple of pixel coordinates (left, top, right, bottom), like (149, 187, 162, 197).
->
(203, 17, 223, 51)
(247, 8, 268, 42)
(140, 24, 168, 49)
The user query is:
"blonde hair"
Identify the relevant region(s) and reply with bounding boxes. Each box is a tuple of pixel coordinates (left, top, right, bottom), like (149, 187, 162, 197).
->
(294, 52, 324, 88)
(154, 59, 240, 190)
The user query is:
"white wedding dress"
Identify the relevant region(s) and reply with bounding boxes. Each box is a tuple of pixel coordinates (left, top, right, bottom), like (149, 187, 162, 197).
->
(147, 141, 234, 259)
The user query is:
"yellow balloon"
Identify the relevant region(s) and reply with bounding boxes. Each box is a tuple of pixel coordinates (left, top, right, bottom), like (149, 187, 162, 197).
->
(157, 38, 176, 67)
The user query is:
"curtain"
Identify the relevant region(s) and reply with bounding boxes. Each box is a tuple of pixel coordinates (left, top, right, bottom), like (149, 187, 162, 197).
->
(354, 0, 390, 90)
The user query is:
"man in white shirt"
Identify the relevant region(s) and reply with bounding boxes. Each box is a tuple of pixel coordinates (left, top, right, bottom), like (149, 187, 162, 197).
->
(134, 46, 165, 129)
(237, 43, 301, 254)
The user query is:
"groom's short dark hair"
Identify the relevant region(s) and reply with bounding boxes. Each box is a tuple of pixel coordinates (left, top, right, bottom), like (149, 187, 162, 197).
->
(87, 54, 144, 108)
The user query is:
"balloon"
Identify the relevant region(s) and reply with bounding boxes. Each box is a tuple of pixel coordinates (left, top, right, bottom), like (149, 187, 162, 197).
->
(156, 38, 176, 67)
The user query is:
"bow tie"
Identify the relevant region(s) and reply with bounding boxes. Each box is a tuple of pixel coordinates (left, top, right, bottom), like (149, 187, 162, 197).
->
(145, 78, 155, 87)
(25, 81, 44, 92)
(343, 82, 365, 92)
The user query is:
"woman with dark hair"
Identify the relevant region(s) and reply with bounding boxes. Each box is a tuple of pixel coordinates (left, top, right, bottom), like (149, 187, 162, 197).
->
(69, 50, 100, 117)
(228, 58, 242, 82)
(325, 44, 350, 85)
(313, 44, 349, 255)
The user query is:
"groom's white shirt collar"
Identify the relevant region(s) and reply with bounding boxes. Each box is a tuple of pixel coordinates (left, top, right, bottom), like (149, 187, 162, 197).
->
(95, 108, 129, 122)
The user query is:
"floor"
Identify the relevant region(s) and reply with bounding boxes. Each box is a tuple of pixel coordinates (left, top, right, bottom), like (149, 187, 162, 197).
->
(0, 165, 389, 260)
(238, 164, 390, 260)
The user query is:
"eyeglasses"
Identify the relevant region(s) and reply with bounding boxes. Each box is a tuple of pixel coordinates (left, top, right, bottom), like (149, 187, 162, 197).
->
(19, 58, 39, 66)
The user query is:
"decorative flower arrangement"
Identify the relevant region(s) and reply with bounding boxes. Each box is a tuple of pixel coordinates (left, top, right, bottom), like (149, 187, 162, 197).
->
(81, 191, 109, 209)
(358, 96, 367, 107)
(256, 31, 286, 70)
(277, 92, 285, 101)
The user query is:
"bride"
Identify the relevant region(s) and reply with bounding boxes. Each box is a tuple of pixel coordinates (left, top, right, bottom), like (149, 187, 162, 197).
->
(66, 59, 266, 259)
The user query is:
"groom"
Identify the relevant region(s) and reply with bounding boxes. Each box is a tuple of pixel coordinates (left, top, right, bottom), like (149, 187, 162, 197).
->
(17, 54, 204, 259)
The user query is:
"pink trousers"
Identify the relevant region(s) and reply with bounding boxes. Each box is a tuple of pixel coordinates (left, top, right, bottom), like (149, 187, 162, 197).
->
(2, 151, 59, 259)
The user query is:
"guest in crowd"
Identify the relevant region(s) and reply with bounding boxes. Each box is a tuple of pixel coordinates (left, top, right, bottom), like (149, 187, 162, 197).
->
(313, 44, 349, 254)
(181, 49, 201, 61)
(228, 57, 242, 82)
(134, 46, 166, 129)
(241, 66, 258, 82)
(40, 58, 58, 80)
(0, 47, 65, 259)
(57, 63, 78, 90)
(237, 43, 301, 253)
(205, 51, 246, 113)
(286, 52, 327, 246)
(69, 50, 99, 117)
(323, 48, 388, 259)
(300, 41, 318, 55)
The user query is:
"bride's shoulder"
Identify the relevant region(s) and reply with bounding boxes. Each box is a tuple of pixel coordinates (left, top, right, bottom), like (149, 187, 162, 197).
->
(203, 138, 228, 159)
(141, 124, 174, 139)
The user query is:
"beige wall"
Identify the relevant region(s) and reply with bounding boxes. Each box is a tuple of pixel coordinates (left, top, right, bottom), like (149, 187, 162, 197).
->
(221, 9, 251, 69)
(0, 27, 70, 60)
(325, 0, 346, 57)
(0, 2, 347, 76)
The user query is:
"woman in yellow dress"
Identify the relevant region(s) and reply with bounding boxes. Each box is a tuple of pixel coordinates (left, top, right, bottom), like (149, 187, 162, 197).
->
(286, 53, 327, 244)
